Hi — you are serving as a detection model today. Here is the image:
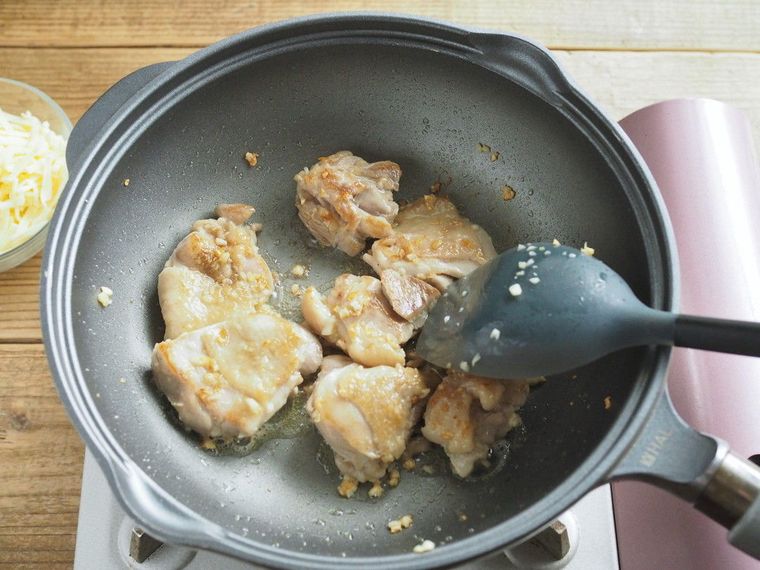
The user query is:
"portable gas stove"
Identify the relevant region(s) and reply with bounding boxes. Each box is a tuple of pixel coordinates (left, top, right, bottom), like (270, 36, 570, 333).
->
(74, 450, 619, 570)
(72, 100, 760, 570)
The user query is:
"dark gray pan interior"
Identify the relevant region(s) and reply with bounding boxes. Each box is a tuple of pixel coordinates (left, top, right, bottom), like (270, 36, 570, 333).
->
(67, 41, 656, 559)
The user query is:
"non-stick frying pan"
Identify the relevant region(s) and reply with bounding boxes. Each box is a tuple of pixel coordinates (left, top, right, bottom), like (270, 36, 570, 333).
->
(42, 13, 760, 569)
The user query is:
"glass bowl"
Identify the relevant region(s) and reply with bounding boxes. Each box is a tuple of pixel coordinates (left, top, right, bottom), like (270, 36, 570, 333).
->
(0, 78, 72, 272)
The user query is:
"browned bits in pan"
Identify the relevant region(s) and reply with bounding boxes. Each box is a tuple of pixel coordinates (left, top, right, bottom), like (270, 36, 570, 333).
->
(244, 151, 259, 167)
(477, 142, 500, 161)
(501, 185, 517, 201)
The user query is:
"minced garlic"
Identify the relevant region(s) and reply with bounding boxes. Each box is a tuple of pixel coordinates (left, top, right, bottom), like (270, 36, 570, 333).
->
(388, 514, 413, 534)
(290, 264, 307, 278)
(97, 286, 113, 307)
(413, 539, 436, 553)
(368, 480, 384, 498)
(338, 475, 358, 498)
(501, 185, 516, 201)
(244, 151, 258, 167)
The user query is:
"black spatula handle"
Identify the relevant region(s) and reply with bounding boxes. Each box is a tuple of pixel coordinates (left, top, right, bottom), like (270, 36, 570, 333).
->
(674, 314, 760, 356)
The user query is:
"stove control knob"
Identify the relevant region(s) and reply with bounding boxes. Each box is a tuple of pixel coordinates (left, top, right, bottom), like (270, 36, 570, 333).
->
(502, 511, 579, 569)
(117, 516, 197, 569)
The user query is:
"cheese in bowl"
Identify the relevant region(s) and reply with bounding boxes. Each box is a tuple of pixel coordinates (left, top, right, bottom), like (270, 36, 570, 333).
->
(0, 108, 68, 252)
(0, 78, 70, 271)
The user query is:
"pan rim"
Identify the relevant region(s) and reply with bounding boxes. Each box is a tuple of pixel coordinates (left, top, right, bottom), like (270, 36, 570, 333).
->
(41, 12, 678, 569)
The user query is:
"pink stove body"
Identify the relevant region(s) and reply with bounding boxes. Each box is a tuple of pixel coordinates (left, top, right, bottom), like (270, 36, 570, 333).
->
(615, 99, 760, 569)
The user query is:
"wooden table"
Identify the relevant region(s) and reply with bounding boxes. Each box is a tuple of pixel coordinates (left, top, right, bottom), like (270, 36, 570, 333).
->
(1, 2, 759, 567)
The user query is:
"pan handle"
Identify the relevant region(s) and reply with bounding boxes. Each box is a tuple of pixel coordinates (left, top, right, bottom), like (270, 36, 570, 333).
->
(610, 390, 760, 559)
(93, 449, 236, 555)
(66, 61, 174, 170)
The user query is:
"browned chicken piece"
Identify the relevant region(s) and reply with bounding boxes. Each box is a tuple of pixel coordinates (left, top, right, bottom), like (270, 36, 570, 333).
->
(379, 268, 440, 327)
(363, 194, 497, 293)
(294, 151, 401, 256)
(152, 312, 322, 439)
(307, 355, 430, 493)
(214, 203, 256, 225)
(301, 274, 414, 367)
(421, 371, 529, 478)
(158, 207, 273, 338)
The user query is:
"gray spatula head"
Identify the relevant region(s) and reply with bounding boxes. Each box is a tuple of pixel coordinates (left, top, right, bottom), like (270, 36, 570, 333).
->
(416, 242, 675, 378)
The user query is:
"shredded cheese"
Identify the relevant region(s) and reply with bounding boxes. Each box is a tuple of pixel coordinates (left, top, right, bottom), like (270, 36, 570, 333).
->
(0, 108, 67, 254)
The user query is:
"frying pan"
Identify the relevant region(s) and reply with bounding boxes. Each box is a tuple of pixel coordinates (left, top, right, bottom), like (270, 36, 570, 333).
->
(41, 13, 760, 568)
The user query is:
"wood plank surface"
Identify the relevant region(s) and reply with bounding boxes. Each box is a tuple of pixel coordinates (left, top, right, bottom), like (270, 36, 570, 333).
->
(0, 48, 193, 125)
(0, 345, 84, 568)
(0, 255, 43, 343)
(1, 0, 760, 51)
(1, 47, 758, 154)
(556, 50, 760, 141)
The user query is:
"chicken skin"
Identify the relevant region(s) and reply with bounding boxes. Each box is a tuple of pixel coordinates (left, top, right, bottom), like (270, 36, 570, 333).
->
(294, 151, 401, 256)
(157, 207, 273, 338)
(152, 312, 321, 439)
(378, 268, 440, 328)
(301, 274, 414, 367)
(421, 371, 529, 477)
(307, 355, 429, 494)
(363, 194, 496, 293)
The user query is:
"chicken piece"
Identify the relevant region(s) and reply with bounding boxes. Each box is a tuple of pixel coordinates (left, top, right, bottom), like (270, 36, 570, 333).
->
(301, 274, 414, 367)
(307, 355, 430, 487)
(214, 203, 256, 225)
(152, 312, 321, 439)
(363, 194, 497, 293)
(380, 268, 440, 327)
(421, 371, 529, 478)
(158, 210, 273, 338)
(294, 151, 401, 256)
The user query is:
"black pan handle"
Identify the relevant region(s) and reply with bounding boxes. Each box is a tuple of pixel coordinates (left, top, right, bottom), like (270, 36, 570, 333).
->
(66, 61, 175, 170)
(674, 314, 760, 357)
(609, 390, 760, 559)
